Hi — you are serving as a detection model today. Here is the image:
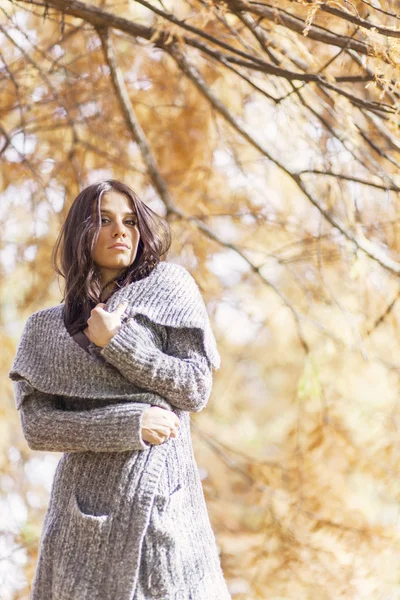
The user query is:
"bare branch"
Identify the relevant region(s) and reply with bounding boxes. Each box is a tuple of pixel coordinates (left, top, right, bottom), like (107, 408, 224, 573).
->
(96, 24, 309, 351)
(286, 0, 400, 39)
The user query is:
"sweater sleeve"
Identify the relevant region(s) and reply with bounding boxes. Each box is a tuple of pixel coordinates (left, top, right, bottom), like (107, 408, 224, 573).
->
(100, 316, 213, 413)
(18, 389, 153, 453)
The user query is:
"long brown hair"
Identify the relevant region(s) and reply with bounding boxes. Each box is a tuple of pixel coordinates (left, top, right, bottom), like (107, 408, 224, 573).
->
(52, 179, 171, 335)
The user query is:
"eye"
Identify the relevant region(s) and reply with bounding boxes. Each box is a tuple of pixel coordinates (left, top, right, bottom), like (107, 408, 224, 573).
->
(100, 216, 137, 225)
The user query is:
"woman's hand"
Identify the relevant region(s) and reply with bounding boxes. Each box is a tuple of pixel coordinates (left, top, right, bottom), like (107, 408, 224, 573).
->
(84, 301, 129, 348)
(141, 406, 181, 445)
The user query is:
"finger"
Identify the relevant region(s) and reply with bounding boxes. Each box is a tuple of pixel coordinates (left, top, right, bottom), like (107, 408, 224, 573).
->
(169, 414, 180, 427)
(148, 425, 170, 438)
(113, 301, 129, 317)
(155, 430, 170, 444)
(158, 425, 171, 436)
(92, 302, 107, 313)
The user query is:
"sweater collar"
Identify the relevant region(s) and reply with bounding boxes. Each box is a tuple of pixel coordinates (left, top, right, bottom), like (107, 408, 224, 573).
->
(9, 261, 221, 407)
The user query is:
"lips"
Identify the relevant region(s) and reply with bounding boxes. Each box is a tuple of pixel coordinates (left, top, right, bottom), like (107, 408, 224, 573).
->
(109, 243, 129, 249)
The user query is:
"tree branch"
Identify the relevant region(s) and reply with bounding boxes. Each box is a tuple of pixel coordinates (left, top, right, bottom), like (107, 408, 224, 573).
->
(96, 24, 309, 352)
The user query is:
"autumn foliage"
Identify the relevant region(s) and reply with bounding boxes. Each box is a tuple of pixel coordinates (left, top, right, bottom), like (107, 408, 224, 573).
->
(1, 1, 400, 598)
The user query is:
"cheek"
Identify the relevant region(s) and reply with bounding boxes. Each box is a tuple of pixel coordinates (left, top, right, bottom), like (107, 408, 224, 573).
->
(129, 229, 140, 247)
(128, 232, 140, 260)
(92, 230, 107, 259)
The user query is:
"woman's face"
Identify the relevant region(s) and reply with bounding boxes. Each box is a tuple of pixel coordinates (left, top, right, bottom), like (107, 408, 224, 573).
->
(91, 190, 141, 284)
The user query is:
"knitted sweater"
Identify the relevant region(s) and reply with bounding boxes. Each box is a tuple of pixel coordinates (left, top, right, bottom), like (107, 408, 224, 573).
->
(8, 261, 232, 600)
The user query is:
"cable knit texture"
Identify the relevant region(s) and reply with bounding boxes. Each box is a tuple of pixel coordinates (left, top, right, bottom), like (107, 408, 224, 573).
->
(8, 261, 231, 600)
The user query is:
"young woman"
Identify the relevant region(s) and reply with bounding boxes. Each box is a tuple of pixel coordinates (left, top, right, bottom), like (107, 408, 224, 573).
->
(9, 179, 231, 600)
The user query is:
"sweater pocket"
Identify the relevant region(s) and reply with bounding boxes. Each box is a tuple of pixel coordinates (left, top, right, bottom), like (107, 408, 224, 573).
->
(52, 493, 114, 599)
(142, 483, 206, 598)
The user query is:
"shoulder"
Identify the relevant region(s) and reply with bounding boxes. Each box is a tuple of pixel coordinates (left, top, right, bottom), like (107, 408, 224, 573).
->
(156, 260, 194, 279)
(122, 261, 208, 317)
(28, 303, 63, 320)
(12, 305, 63, 358)
(24, 304, 63, 329)
(155, 261, 201, 292)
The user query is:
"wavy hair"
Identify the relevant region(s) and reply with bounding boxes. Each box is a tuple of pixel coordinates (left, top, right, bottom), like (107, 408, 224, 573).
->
(52, 179, 171, 336)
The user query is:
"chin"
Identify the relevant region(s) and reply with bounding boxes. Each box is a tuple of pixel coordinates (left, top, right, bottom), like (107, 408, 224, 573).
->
(111, 261, 130, 268)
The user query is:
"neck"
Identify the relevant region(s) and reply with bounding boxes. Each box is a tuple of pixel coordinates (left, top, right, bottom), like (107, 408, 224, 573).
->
(100, 267, 126, 290)
(100, 280, 118, 303)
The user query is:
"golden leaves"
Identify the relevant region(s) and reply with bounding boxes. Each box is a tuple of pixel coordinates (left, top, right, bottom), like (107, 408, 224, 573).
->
(302, 1, 323, 38)
(2, 0, 400, 596)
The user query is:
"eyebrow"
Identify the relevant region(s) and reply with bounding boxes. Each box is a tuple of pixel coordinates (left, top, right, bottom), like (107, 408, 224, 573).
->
(101, 209, 137, 216)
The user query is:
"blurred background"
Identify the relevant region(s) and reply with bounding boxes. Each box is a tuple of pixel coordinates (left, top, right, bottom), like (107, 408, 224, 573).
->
(1, 1, 400, 598)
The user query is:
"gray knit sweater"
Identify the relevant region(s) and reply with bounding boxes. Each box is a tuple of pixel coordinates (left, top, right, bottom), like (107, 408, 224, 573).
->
(8, 261, 232, 600)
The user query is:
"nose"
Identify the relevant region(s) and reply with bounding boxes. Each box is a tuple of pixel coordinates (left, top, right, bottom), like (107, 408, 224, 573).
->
(111, 220, 128, 237)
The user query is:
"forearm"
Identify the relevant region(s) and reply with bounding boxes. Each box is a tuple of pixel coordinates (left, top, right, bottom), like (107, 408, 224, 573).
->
(19, 391, 152, 453)
(100, 319, 213, 412)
